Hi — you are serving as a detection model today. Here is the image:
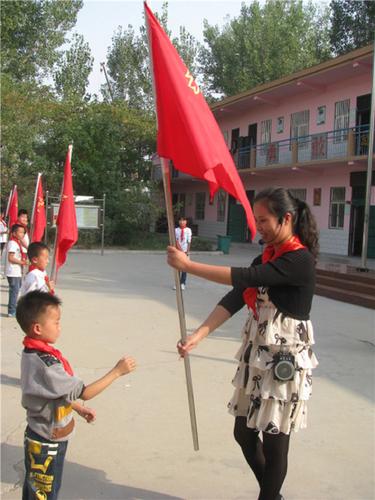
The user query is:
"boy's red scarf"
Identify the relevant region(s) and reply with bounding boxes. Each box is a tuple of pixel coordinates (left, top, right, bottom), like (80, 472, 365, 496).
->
(23, 337, 74, 376)
(243, 235, 306, 319)
(10, 236, 27, 261)
(28, 265, 54, 294)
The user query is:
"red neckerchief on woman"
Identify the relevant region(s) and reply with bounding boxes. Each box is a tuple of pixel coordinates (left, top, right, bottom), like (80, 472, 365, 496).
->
(28, 264, 55, 294)
(10, 236, 27, 261)
(243, 235, 306, 319)
(23, 337, 74, 376)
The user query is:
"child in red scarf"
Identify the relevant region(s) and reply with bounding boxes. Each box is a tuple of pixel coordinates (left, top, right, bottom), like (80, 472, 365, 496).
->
(16, 291, 136, 500)
(20, 241, 55, 297)
(5, 224, 27, 317)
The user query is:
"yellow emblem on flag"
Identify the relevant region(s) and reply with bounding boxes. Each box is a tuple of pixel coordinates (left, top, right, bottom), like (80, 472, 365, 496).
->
(185, 70, 200, 95)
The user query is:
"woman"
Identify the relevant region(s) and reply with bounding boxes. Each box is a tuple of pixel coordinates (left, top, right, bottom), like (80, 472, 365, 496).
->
(167, 187, 319, 500)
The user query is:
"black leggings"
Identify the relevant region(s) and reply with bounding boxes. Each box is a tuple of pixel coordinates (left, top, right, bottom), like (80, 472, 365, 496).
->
(234, 416, 290, 500)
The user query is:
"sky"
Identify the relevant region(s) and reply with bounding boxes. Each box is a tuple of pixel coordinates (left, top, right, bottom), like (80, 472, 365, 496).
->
(73, 0, 244, 95)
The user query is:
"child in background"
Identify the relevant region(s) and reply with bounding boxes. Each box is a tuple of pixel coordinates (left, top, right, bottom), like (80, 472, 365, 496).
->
(173, 216, 192, 290)
(0, 207, 8, 256)
(5, 224, 27, 317)
(16, 209, 30, 252)
(16, 291, 136, 500)
(20, 242, 54, 296)
(0, 207, 8, 277)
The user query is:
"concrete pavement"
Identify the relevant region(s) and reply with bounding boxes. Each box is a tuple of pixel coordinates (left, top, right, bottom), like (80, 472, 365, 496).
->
(1, 249, 374, 499)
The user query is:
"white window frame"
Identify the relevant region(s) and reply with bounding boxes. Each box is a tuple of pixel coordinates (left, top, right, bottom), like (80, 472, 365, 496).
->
(195, 192, 206, 220)
(329, 187, 345, 229)
(334, 99, 350, 143)
(290, 110, 310, 149)
(288, 188, 307, 201)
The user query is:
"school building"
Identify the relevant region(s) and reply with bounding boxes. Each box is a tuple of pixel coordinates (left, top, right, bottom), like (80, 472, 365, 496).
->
(154, 44, 375, 258)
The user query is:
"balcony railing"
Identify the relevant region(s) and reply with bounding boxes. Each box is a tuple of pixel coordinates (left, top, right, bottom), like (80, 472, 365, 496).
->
(235, 125, 373, 170)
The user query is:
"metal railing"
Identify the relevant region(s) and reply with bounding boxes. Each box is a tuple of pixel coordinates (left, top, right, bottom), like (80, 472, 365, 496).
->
(235, 125, 373, 169)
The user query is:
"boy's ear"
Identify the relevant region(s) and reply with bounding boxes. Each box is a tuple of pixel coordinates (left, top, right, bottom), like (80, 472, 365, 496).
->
(31, 256, 38, 264)
(31, 322, 43, 337)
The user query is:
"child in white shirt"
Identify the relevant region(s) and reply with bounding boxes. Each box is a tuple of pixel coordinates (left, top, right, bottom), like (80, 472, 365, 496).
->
(174, 217, 192, 290)
(20, 242, 54, 297)
(6, 224, 27, 317)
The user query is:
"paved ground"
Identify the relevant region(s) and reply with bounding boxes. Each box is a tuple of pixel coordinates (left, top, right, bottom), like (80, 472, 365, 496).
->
(1, 248, 374, 500)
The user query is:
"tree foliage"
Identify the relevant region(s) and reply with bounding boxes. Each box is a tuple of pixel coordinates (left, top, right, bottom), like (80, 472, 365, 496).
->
(199, 0, 331, 97)
(329, 0, 375, 56)
(103, 2, 201, 111)
(54, 33, 94, 101)
(1, 0, 83, 81)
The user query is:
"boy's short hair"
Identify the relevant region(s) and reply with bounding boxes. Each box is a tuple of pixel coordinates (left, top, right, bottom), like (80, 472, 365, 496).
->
(18, 209, 28, 217)
(16, 291, 62, 334)
(10, 224, 25, 234)
(27, 242, 49, 261)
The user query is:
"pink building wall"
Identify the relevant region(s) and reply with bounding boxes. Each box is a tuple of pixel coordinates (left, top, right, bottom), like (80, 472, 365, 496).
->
(170, 48, 374, 256)
(218, 74, 371, 146)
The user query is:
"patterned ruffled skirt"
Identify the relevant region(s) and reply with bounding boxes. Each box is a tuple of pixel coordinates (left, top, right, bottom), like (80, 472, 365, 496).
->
(228, 288, 318, 435)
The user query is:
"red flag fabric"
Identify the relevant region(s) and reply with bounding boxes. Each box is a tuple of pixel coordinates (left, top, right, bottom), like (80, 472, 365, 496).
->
(145, 3, 256, 239)
(55, 146, 78, 271)
(8, 186, 18, 228)
(31, 175, 46, 242)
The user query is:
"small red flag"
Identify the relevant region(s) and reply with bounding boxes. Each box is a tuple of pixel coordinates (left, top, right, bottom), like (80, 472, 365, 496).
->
(8, 186, 18, 229)
(31, 175, 46, 242)
(55, 145, 78, 272)
(145, 3, 256, 239)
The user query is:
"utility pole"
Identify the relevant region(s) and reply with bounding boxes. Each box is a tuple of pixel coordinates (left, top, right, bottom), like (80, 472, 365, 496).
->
(100, 62, 114, 102)
(360, 38, 375, 270)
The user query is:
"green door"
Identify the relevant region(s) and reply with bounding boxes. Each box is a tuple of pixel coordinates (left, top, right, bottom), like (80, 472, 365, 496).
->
(228, 203, 248, 242)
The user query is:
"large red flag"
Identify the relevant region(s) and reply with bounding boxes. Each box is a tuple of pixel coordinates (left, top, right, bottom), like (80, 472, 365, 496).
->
(8, 186, 18, 228)
(31, 175, 46, 242)
(145, 3, 256, 239)
(55, 145, 78, 272)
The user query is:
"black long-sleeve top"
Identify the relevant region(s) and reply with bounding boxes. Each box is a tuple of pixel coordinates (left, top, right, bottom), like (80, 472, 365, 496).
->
(218, 249, 315, 321)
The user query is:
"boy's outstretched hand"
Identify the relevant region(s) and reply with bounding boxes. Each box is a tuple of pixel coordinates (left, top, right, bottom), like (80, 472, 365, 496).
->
(114, 356, 136, 376)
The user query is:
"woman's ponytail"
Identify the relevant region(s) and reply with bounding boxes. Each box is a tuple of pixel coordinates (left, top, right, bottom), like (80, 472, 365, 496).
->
(294, 199, 319, 259)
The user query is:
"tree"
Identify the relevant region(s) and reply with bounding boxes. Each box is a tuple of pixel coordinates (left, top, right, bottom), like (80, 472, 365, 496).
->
(1, 0, 83, 81)
(103, 2, 200, 111)
(329, 0, 375, 56)
(54, 33, 94, 101)
(199, 0, 331, 98)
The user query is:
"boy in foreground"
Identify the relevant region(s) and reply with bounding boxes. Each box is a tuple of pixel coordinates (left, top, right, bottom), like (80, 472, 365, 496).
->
(16, 291, 136, 499)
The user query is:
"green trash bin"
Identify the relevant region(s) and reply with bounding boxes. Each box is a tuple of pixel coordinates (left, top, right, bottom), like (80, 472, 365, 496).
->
(217, 235, 232, 254)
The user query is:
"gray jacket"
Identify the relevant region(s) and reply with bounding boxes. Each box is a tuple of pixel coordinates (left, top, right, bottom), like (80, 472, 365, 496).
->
(21, 349, 84, 441)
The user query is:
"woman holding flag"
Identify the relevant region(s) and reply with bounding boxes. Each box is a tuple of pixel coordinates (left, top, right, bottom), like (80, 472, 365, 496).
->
(168, 187, 319, 500)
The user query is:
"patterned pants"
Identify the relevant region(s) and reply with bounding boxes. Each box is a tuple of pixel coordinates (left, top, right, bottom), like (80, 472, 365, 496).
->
(23, 427, 68, 500)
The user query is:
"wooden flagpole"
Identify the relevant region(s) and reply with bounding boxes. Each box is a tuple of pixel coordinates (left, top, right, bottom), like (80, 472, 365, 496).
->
(145, 2, 199, 451)
(30, 173, 42, 242)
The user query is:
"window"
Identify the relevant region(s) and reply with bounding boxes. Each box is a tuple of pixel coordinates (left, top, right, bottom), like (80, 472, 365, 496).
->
(290, 110, 309, 149)
(288, 188, 307, 201)
(260, 119, 272, 144)
(334, 99, 350, 142)
(217, 190, 226, 222)
(317, 106, 326, 125)
(195, 192, 206, 220)
(329, 187, 345, 229)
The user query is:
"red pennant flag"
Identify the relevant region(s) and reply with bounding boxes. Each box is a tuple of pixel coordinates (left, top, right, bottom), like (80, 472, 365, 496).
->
(145, 3, 256, 239)
(55, 145, 78, 272)
(8, 186, 18, 229)
(31, 175, 46, 242)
